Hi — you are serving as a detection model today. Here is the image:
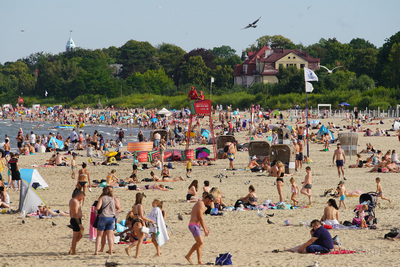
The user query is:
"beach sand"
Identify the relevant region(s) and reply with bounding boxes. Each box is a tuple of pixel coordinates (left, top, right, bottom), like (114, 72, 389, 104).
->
(1, 116, 399, 267)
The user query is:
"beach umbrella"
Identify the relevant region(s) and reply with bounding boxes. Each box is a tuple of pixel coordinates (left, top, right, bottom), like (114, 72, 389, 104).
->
(233, 110, 239, 115)
(184, 109, 191, 115)
(195, 147, 210, 159)
(272, 110, 280, 116)
(338, 102, 350, 107)
(151, 118, 158, 123)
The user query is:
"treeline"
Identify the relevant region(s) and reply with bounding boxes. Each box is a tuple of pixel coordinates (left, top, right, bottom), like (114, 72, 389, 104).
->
(0, 32, 399, 110)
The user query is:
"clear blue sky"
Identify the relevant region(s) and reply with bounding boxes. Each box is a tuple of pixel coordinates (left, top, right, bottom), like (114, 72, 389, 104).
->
(1, 0, 399, 64)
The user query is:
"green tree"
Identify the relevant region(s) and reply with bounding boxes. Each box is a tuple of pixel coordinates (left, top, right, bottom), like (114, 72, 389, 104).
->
(179, 56, 210, 86)
(119, 40, 159, 78)
(212, 65, 234, 88)
(255, 35, 294, 49)
(157, 43, 186, 80)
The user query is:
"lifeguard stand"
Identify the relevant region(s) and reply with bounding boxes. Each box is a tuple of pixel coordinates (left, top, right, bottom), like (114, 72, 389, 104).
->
(185, 99, 217, 160)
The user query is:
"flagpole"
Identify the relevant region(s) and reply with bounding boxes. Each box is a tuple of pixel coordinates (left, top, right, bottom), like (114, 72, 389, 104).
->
(305, 80, 310, 158)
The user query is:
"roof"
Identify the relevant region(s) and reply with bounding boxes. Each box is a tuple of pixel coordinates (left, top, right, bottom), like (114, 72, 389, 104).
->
(234, 46, 320, 76)
(263, 49, 320, 63)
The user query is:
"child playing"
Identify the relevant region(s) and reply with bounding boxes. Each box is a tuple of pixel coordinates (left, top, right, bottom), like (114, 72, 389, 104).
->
(203, 180, 211, 193)
(359, 204, 368, 228)
(71, 153, 77, 179)
(375, 177, 391, 203)
(338, 181, 347, 209)
(290, 177, 299, 206)
(300, 166, 312, 205)
(186, 158, 192, 178)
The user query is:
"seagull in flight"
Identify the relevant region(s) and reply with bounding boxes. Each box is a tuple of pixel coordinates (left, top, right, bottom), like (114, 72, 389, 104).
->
(320, 65, 343, 74)
(20, 29, 25, 32)
(242, 17, 261, 30)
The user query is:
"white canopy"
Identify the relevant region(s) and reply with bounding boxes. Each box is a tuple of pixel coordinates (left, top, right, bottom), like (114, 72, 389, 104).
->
(157, 108, 172, 116)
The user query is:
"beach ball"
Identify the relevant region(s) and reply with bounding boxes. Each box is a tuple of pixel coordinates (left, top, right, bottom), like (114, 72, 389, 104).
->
(284, 220, 291, 226)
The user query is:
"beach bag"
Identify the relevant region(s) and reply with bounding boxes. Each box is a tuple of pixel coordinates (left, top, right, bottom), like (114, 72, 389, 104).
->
(141, 226, 150, 234)
(215, 252, 232, 265)
(352, 218, 361, 225)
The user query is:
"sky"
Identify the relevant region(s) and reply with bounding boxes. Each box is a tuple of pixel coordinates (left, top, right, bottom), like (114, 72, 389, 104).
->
(1, 0, 399, 64)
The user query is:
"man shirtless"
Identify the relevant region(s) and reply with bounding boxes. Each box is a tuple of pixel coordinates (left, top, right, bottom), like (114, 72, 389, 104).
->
(333, 144, 346, 180)
(297, 126, 305, 146)
(227, 142, 236, 170)
(55, 152, 68, 166)
(300, 166, 312, 205)
(69, 191, 85, 255)
(185, 194, 214, 265)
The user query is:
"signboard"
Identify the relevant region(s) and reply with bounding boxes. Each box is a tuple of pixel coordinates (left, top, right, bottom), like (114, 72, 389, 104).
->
(190, 100, 211, 115)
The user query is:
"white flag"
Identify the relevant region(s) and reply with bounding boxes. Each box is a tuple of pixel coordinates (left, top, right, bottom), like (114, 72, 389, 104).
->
(304, 67, 318, 82)
(306, 82, 314, 93)
(45, 91, 48, 97)
(211, 77, 215, 83)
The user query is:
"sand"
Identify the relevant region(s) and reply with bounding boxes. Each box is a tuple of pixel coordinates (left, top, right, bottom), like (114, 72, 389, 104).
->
(1, 116, 399, 267)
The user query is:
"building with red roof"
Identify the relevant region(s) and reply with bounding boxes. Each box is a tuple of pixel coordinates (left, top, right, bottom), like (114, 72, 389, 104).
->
(234, 45, 320, 87)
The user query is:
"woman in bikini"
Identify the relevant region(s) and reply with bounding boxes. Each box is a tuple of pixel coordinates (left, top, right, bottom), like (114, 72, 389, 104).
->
(186, 180, 199, 202)
(321, 199, 340, 225)
(155, 167, 184, 182)
(76, 162, 91, 206)
(239, 185, 258, 206)
(125, 193, 155, 258)
(275, 161, 285, 203)
(106, 169, 120, 187)
(210, 187, 226, 210)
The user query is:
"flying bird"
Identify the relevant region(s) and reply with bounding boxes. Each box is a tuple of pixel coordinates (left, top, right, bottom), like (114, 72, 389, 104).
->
(20, 30, 25, 32)
(242, 17, 261, 29)
(319, 65, 343, 74)
(156, 5, 162, 8)
(307, 5, 312, 10)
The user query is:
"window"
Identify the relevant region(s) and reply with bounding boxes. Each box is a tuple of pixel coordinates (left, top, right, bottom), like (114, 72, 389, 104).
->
(279, 64, 283, 68)
(300, 64, 305, 68)
(288, 57, 291, 59)
(293, 56, 296, 59)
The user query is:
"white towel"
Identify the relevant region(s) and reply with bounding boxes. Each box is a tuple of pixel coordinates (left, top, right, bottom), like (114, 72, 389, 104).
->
(148, 207, 169, 246)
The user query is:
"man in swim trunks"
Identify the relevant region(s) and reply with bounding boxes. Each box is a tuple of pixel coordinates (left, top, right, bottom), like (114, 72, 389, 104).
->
(333, 144, 346, 180)
(300, 166, 312, 205)
(69, 190, 85, 255)
(185, 193, 214, 265)
(227, 142, 236, 170)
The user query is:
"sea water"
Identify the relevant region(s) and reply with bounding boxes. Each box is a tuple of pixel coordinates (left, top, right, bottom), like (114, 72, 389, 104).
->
(0, 120, 150, 152)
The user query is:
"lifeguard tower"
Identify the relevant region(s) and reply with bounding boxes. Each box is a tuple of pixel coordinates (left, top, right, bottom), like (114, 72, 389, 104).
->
(185, 99, 217, 160)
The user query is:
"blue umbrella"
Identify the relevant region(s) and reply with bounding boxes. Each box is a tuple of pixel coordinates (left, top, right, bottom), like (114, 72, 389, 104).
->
(338, 102, 350, 107)
(151, 118, 158, 123)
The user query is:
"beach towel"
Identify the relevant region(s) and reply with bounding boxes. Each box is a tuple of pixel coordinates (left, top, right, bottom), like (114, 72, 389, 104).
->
(315, 250, 356, 255)
(148, 207, 169, 247)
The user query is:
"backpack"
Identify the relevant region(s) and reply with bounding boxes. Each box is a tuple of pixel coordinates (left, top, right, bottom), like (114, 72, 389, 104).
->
(215, 252, 232, 265)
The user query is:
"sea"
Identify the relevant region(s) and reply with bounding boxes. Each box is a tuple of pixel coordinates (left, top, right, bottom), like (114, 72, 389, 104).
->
(0, 120, 151, 153)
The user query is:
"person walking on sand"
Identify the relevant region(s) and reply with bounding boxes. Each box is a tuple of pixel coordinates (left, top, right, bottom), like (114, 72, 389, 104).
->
(300, 166, 313, 205)
(338, 181, 347, 209)
(333, 144, 346, 180)
(69, 191, 85, 255)
(375, 177, 391, 203)
(227, 142, 236, 170)
(185, 193, 214, 265)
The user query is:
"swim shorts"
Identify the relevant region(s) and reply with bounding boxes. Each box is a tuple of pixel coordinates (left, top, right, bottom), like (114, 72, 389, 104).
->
(227, 153, 235, 161)
(188, 223, 202, 238)
(336, 160, 344, 167)
(304, 184, 312, 189)
(340, 195, 346, 201)
(70, 218, 81, 232)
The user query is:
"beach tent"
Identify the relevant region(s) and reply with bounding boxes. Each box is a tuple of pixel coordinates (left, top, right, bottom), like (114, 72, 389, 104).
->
(338, 102, 350, 107)
(19, 180, 46, 214)
(317, 125, 335, 140)
(48, 137, 64, 150)
(157, 108, 172, 116)
(20, 169, 49, 189)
